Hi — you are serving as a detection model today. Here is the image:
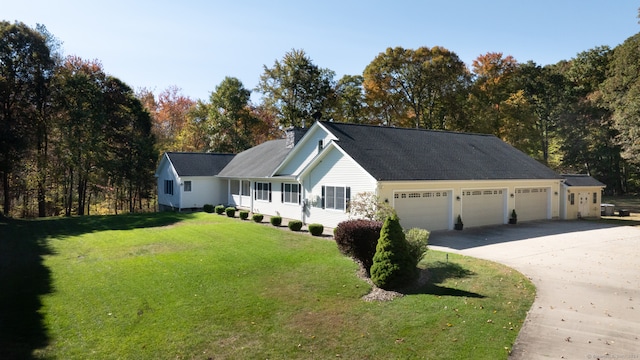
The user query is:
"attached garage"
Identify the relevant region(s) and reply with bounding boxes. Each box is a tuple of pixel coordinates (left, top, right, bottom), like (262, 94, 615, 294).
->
(461, 189, 507, 227)
(394, 190, 452, 231)
(515, 187, 550, 221)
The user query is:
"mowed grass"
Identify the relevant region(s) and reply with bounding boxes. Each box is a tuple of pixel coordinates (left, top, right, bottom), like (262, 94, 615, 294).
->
(1, 212, 535, 359)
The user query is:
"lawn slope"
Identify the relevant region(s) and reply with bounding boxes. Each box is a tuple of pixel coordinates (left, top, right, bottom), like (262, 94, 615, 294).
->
(2, 213, 534, 359)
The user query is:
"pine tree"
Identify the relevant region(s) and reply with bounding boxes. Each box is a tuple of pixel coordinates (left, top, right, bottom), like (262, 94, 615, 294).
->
(370, 215, 417, 289)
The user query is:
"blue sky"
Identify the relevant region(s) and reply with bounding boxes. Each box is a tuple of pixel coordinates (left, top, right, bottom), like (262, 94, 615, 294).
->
(5, 1, 639, 101)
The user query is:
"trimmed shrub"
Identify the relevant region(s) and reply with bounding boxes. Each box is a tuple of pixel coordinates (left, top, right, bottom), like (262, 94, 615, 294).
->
(202, 204, 215, 213)
(270, 216, 282, 227)
(334, 219, 383, 274)
(215, 205, 225, 215)
(225, 207, 236, 217)
(288, 220, 303, 231)
(252, 214, 264, 223)
(308, 223, 324, 236)
(370, 215, 417, 290)
(404, 228, 429, 265)
(239, 210, 249, 220)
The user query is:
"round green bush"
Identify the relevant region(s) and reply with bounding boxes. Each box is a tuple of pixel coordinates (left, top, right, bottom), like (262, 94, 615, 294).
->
(239, 210, 249, 220)
(202, 204, 215, 213)
(225, 207, 236, 217)
(308, 223, 324, 236)
(404, 227, 429, 264)
(252, 214, 264, 223)
(334, 219, 383, 274)
(215, 205, 225, 215)
(270, 216, 282, 227)
(288, 220, 303, 231)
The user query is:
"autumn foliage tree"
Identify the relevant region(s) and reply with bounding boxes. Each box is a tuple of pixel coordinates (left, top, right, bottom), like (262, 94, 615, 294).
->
(140, 86, 195, 152)
(363, 46, 469, 129)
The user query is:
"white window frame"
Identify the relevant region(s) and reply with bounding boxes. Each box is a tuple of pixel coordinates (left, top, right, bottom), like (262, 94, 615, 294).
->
(255, 182, 271, 202)
(282, 183, 301, 204)
(184, 180, 192, 192)
(323, 185, 348, 211)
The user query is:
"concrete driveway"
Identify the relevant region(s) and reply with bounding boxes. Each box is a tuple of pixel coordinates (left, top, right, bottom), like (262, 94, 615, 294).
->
(429, 220, 640, 359)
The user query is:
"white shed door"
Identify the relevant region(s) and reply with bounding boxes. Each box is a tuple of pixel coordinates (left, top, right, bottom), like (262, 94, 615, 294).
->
(462, 189, 506, 227)
(394, 190, 451, 231)
(515, 188, 549, 221)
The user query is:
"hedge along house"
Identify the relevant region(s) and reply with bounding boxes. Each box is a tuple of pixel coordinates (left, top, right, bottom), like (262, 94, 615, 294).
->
(157, 121, 604, 231)
(155, 152, 235, 211)
(215, 128, 307, 220)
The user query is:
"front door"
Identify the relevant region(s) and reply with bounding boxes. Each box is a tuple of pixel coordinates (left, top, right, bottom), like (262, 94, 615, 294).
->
(578, 192, 591, 217)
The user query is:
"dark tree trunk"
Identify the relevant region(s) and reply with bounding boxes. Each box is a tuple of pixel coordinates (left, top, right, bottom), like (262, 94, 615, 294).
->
(65, 169, 73, 217)
(2, 171, 10, 216)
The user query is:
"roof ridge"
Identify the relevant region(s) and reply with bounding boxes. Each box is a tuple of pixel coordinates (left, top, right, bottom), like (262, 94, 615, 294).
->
(319, 120, 495, 137)
(166, 151, 236, 155)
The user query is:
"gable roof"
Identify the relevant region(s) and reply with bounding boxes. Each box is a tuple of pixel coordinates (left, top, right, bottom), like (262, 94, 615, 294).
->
(217, 139, 292, 178)
(318, 121, 562, 181)
(165, 152, 235, 177)
(562, 174, 605, 187)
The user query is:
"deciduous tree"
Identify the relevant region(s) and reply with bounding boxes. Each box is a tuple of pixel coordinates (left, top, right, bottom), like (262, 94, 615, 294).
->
(363, 46, 469, 129)
(0, 21, 54, 215)
(330, 75, 368, 123)
(257, 49, 335, 127)
(205, 77, 257, 153)
(602, 33, 640, 166)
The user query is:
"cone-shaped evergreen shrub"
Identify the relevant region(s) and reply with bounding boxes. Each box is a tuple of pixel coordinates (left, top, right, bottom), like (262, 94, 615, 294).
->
(370, 215, 417, 290)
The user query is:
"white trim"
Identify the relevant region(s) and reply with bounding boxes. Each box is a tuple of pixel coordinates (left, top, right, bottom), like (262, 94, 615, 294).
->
(296, 141, 377, 184)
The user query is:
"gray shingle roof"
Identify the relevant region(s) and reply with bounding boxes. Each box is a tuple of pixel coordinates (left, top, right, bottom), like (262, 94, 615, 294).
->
(166, 152, 235, 176)
(562, 174, 605, 187)
(320, 121, 562, 181)
(217, 139, 292, 178)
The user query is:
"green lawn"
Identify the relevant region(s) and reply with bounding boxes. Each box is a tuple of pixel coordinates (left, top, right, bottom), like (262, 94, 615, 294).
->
(1, 212, 534, 359)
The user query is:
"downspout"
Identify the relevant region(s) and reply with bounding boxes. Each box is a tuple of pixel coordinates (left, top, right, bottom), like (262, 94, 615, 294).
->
(301, 178, 306, 224)
(250, 180, 254, 213)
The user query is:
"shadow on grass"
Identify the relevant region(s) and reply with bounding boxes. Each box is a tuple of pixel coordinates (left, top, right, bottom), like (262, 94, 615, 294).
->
(404, 261, 485, 298)
(0, 212, 192, 359)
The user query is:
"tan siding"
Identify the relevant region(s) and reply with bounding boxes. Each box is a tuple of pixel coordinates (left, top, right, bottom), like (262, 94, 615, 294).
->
(378, 179, 562, 229)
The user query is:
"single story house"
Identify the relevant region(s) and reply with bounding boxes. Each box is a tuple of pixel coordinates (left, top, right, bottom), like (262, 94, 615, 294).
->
(156, 121, 605, 231)
(155, 152, 234, 211)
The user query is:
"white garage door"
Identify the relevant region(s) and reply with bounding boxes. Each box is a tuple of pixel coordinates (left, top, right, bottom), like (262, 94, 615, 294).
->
(515, 188, 549, 221)
(462, 189, 506, 227)
(394, 190, 451, 231)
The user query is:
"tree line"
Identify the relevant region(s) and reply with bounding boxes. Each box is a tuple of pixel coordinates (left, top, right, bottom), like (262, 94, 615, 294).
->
(2, 19, 640, 217)
(1, 21, 156, 217)
(169, 42, 639, 196)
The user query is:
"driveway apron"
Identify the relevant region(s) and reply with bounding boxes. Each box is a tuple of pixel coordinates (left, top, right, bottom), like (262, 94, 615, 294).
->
(429, 220, 640, 359)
